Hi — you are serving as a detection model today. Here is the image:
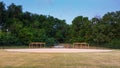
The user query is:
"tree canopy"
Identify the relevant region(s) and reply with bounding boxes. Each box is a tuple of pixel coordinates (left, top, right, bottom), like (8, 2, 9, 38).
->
(0, 2, 120, 48)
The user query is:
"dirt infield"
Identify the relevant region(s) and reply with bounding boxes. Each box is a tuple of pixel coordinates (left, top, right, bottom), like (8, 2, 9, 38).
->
(5, 48, 112, 53)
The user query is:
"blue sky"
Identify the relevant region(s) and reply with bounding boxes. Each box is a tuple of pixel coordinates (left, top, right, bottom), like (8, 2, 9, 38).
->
(0, 0, 120, 24)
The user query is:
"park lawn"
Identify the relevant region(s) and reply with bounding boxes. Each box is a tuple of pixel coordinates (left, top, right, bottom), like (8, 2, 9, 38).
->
(0, 49, 120, 68)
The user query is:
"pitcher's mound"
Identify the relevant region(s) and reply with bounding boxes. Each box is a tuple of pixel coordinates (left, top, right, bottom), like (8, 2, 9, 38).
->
(5, 48, 112, 53)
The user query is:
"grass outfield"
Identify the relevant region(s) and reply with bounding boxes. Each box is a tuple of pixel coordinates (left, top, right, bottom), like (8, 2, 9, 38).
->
(0, 49, 120, 68)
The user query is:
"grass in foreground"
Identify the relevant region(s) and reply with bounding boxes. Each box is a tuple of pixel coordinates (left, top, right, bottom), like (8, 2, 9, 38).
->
(0, 49, 120, 68)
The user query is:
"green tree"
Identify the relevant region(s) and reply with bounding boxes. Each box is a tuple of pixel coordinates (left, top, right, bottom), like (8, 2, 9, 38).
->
(7, 3, 22, 18)
(0, 2, 6, 29)
(0, 31, 18, 45)
(18, 27, 33, 45)
(32, 29, 47, 42)
(71, 16, 92, 43)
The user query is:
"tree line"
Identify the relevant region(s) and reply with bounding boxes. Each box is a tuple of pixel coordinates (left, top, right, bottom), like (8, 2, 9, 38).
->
(0, 2, 120, 48)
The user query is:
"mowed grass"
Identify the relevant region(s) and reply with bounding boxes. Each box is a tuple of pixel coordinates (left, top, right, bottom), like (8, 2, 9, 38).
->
(0, 49, 120, 68)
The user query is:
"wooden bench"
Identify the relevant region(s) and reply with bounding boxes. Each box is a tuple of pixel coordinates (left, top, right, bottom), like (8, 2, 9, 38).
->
(29, 42, 45, 48)
(73, 42, 89, 49)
